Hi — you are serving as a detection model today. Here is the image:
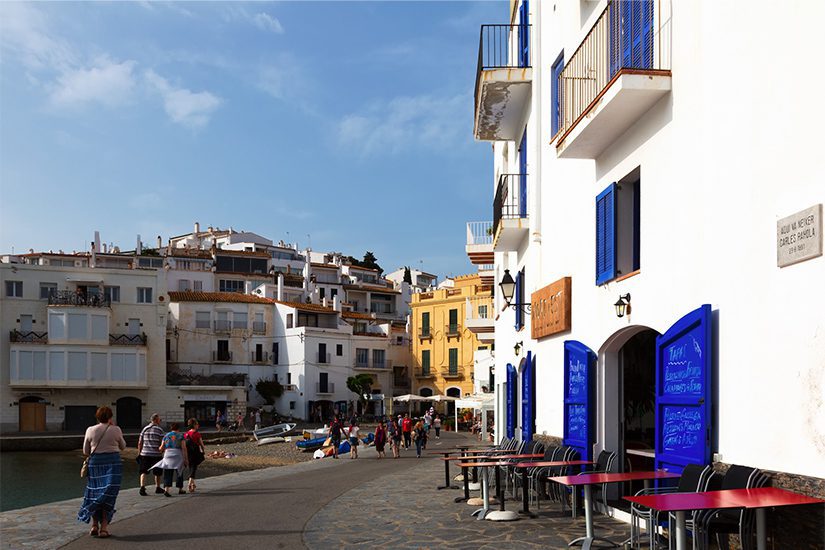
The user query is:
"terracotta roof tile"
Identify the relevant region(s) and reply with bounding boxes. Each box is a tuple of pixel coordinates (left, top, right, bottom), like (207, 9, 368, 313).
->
(342, 311, 375, 320)
(343, 284, 400, 294)
(215, 250, 271, 258)
(272, 300, 337, 313)
(169, 291, 274, 304)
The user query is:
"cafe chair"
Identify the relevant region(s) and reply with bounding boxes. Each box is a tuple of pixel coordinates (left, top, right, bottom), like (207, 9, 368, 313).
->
(666, 470, 724, 550)
(530, 445, 563, 509)
(576, 449, 618, 514)
(510, 440, 545, 499)
(628, 463, 711, 550)
(695, 465, 768, 550)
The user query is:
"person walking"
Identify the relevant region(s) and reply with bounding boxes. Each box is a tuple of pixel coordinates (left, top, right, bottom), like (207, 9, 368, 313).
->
(78, 406, 126, 539)
(236, 412, 245, 432)
(433, 414, 442, 439)
(328, 416, 343, 459)
(253, 409, 262, 432)
(184, 418, 205, 493)
(374, 420, 387, 459)
(137, 413, 164, 496)
(387, 415, 400, 458)
(401, 414, 412, 449)
(412, 419, 427, 458)
(215, 410, 225, 432)
(152, 422, 189, 496)
(346, 419, 360, 459)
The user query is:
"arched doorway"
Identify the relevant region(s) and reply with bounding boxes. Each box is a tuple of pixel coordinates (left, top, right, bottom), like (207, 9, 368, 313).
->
(446, 386, 461, 416)
(116, 396, 142, 430)
(19, 396, 46, 432)
(419, 388, 433, 416)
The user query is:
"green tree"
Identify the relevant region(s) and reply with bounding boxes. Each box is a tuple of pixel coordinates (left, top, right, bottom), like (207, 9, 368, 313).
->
(346, 373, 373, 413)
(403, 266, 412, 284)
(362, 251, 381, 272)
(255, 377, 283, 405)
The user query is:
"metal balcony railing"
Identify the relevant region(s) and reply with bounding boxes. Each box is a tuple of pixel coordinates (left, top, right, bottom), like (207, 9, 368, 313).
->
(252, 321, 266, 334)
(167, 370, 245, 386)
(315, 382, 335, 394)
(110, 333, 147, 346)
(317, 352, 331, 364)
(212, 350, 233, 363)
(214, 320, 232, 333)
(282, 384, 298, 392)
(475, 23, 531, 115)
(556, 0, 670, 140)
(415, 367, 435, 378)
(442, 366, 464, 378)
(418, 327, 432, 339)
(9, 330, 48, 343)
(251, 351, 270, 363)
(445, 323, 461, 337)
(48, 290, 110, 307)
(493, 173, 528, 237)
(466, 221, 494, 246)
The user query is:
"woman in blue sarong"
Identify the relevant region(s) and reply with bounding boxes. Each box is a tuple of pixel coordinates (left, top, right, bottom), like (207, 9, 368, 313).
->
(152, 421, 189, 496)
(78, 406, 127, 538)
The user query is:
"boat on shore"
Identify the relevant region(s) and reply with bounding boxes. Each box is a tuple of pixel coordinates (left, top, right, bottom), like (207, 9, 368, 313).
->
(253, 422, 297, 441)
(256, 436, 286, 446)
(296, 436, 328, 452)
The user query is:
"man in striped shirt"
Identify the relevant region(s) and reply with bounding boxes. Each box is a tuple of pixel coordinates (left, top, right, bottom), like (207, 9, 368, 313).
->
(137, 414, 164, 495)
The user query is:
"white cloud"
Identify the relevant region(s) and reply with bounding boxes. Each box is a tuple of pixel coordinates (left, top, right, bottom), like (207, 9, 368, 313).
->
(0, 2, 76, 71)
(49, 58, 137, 108)
(252, 12, 284, 34)
(337, 94, 471, 157)
(144, 70, 223, 129)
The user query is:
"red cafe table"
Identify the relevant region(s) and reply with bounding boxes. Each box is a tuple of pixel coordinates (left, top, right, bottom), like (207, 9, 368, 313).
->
(550, 471, 680, 549)
(457, 460, 515, 520)
(446, 454, 544, 504)
(512, 460, 594, 517)
(625, 486, 825, 550)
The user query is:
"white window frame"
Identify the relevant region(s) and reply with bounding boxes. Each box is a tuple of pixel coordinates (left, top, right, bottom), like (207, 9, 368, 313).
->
(137, 287, 153, 303)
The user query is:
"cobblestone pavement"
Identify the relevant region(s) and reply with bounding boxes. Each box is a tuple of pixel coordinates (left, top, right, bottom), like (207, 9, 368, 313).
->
(304, 438, 630, 549)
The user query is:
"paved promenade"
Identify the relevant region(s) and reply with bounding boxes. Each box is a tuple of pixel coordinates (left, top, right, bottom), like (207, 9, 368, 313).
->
(1, 432, 630, 549)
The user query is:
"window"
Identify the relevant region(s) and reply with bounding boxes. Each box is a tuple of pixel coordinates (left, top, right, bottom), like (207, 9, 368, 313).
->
(421, 312, 430, 336)
(396, 335, 404, 345)
(596, 170, 641, 285)
(478, 304, 488, 319)
(178, 279, 191, 291)
(286, 314, 294, 328)
(272, 342, 279, 364)
(551, 51, 564, 136)
(373, 349, 386, 368)
(255, 344, 263, 362)
(195, 311, 210, 329)
(233, 312, 247, 330)
(166, 339, 171, 361)
(219, 279, 244, 293)
(448, 309, 458, 333)
(216, 340, 230, 361)
(356, 348, 369, 366)
(319, 372, 329, 392)
(289, 401, 296, 410)
(515, 269, 525, 331)
(318, 343, 327, 363)
(6, 281, 22, 297)
(319, 287, 325, 300)
(104, 286, 120, 303)
(421, 350, 431, 374)
(136, 287, 152, 303)
(331, 288, 338, 299)
(449, 348, 458, 373)
(298, 312, 318, 327)
(138, 258, 164, 268)
(40, 283, 57, 300)
(193, 280, 203, 291)
(336, 344, 343, 356)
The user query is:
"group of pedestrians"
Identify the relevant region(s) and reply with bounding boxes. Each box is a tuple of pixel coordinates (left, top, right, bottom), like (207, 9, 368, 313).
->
(327, 415, 361, 459)
(368, 410, 444, 459)
(78, 409, 206, 539)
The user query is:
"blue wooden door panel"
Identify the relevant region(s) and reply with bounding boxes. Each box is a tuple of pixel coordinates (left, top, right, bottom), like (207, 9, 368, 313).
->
(519, 1, 529, 68)
(519, 130, 528, 218)
(609, 0, 654, 77)
(521, 351, 534, 442)
(506, 363, 517, 438)
(655, 305, 713, 473)
(596, 183, 617, 285)
(563, 341, 596, 461)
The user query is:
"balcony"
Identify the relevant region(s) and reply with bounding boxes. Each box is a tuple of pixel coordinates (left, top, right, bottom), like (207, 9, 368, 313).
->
(477, 264, 495, 286)
(465, 297, 494, 338)
(251, 351, 270, 364)
(555, 0, 672, 159)
(474, 24, 532, 141)
(441, 366, 464, 379)
(10, 347, 147, 388)
(9, 330, 48, 344)
(445, 323, 462, 338)
(109, 333, 147, 346)
(493, 173, 529, 251)
(212, 350, 233, 363)
(48, 290, 110, 308)
(355, 359, 392, 372)
(315, 382, 335, 394)
(214, 320, 232, 334)
(393, 377, 410, 388)
(283, 384, 298, 392)
(252, 321, 267, 334)
(466, 221, 494, 265)
(414, 368, 435, 379)
(167, 370, 245, 387)
(418, 327, 433, 340)
(317, 352, 331, 364)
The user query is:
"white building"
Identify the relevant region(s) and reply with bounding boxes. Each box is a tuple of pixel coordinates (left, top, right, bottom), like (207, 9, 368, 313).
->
(468, 0, 824, 544)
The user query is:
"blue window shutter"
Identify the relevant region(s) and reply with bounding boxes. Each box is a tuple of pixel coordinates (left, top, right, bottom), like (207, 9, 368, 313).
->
(551, 53, 564, 136)
(519, 130, 527, 218)
(596, 183, 617, 285)
(506, 364, 517, 438)
(514, 270, 523, 330)
(519, 1, 530, 68)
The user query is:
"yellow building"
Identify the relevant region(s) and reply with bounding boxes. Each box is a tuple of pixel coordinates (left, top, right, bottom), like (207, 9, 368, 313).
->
(410, 274, 494, 402)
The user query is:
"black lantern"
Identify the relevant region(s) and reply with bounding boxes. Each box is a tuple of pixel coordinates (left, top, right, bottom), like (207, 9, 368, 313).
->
(514, 341, 523, 356)
(614, 293, 631, 318)
(498, 269, 531, 314)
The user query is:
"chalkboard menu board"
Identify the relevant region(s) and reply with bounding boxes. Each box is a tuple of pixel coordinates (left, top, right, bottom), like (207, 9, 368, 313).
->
(567, 404, 587, 441)
(568, 357, 587, 398)
(563, 341, 595, 461)
(661, 406, 703, 454)
(662, 332, 703, 396)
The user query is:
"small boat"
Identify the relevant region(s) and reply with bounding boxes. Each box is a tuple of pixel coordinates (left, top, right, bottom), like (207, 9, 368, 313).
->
(256, 436, 286, 446)
(253, 422, 297, 441)
(296, 436, 328, 452)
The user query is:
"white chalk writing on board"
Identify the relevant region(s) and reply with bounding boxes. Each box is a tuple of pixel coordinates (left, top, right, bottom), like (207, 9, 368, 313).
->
(662, 406, 702, 451)
(663, 335, 703, 395)
(568, 358, 586, 396)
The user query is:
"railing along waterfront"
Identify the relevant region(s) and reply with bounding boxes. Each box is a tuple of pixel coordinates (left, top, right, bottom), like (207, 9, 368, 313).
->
(493, 173, 528, 236)
(475, 24, 531, 114)
(467, 221, 493, 246)
(48, 290, 110, 307)
(556, 0, 671, 139)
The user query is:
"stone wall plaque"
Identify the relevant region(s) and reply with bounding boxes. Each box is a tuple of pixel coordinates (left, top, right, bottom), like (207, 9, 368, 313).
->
(777, 204, 822, 267)
(531, 277, 572, 340)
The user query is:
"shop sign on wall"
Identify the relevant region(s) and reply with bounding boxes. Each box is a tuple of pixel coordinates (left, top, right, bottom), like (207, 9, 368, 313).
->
(531, 276, 572, 339)
(777, 204, 822, 267)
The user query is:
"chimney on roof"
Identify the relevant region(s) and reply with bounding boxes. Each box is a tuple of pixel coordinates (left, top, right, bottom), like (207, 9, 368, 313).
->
(157, 236, 162, 249)
(93, 231, 101, 252)
(194, 222, 200, 234)
(136, 235, 142, 255)
(102, 243, 107, 253)
(277, 273, 284, 301)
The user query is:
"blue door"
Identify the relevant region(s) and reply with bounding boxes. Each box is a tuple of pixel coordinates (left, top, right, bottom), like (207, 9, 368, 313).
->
(521, 351, 535, 442)
(518, 0, 529, 68)
(609, 0, 654, 77)
(519, 130, 527, 218)
(563, 341, 596, 461)
(654, 305, 713, 473)
(506, 363, 517, 438)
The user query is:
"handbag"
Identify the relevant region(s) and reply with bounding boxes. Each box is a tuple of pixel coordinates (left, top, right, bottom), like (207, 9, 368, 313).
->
(81, 424, 111, 478)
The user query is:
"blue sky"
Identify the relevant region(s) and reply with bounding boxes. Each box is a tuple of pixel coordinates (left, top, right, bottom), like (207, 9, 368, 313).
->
(0, 1, 505, 279)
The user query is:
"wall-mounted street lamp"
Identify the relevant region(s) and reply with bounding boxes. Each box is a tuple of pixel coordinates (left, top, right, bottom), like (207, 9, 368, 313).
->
(499, 269, 531, 315)
(614, 293, 632, 318)
(514, 341, 523, 357)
